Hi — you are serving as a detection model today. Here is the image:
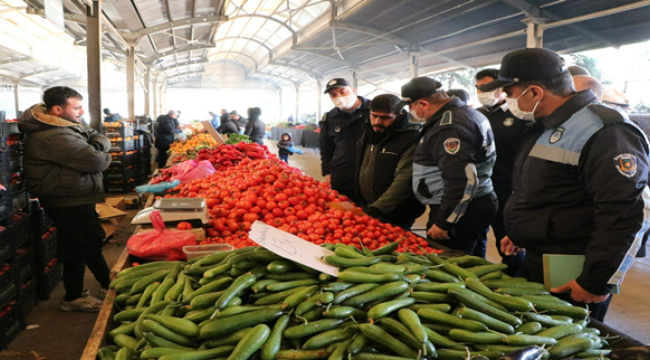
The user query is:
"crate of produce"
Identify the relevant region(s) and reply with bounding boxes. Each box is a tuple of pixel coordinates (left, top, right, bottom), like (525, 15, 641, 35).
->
(0, 136, 22, 154)
(104, 123, 134, 138)
(103, 166, 137, 180)
(11, 190, 28, 214)
(0, 300, 25, 349)
(5, 173, 24, 194)
(14, 247, 34, 284)
(109, 139, 135, 153)
(0, 225, 13, 266)
(110, 150, 138, 162)
(30, 204, 54, 236)
(37, 258, 61, 300)
(34, 229, 56, 267)
(12, 211, 30, 248)
(104, 179, 137, 193)
(0, 265, 17, 308)
(18, 278, 36, 317)
(0, 190, 10, 220)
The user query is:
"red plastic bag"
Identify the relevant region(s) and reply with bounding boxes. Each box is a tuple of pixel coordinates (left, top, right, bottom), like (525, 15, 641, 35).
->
(163, 160, 215, 184)
(126, 211, 196, 261)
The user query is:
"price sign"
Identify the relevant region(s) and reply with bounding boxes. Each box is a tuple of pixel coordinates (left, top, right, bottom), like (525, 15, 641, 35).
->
(249, 221, 339, 276)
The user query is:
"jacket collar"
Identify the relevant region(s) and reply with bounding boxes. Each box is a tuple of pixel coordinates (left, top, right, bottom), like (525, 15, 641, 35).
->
(539, 90, 598, 130)
(420, 97, 463, 130)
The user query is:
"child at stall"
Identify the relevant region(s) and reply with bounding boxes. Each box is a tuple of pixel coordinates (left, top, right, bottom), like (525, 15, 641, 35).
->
(277, 133, 294, 164)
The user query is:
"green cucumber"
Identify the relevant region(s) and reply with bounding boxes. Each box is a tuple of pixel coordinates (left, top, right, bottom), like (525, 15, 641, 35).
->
(216, 273, 256, 310)
(448, 329, 506, 344)
(333, 283, 380, 304)
(201, 328, 252, 348)
(535, 323, 583, 339)
(336, 272, 400, 283)
(409, 304, 452, 313)
(199, 309, 283, 339)
(417, 308, 488, 332)
(515, 322, 543, 335)
(448, 288, 522, 327)
(284, 319, 345, 339)
(276, 349, 331, 359)
(322, 306, 367, 320)
(261, 315, 290, 360)
(142, 320, 195, 347)
(358, 324, 418, 359)
(267, 279, 320, 292)
(457, 305, 515, 334)
(158, 345, 235, 360)
(342, 281, 409, 307)
(504, 334, 558, 346)
(413, 283, 465, 293)
(302, 327, 359, 350)
(226, 323, 271, 360)
(251, 279, 280, 293)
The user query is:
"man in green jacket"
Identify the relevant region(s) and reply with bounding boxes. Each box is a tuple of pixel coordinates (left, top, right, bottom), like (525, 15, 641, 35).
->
(19, 86, 112, 312)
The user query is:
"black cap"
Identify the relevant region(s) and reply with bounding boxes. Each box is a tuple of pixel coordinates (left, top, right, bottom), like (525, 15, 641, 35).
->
(478, 48, 568, 92)
(324, 78, 353, 94)
(229, 110, 238, 115)
(401, 77, 443, 103)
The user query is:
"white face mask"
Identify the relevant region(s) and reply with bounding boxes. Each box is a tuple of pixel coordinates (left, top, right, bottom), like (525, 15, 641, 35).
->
(409, 104, 427, 122)
(332, 94, 357, 110)
(477, 92, 500, 107)
(506, 87, 539, 121)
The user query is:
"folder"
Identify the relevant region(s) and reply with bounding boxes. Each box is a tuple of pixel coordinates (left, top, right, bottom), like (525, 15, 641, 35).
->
(542, 254, 620, 295)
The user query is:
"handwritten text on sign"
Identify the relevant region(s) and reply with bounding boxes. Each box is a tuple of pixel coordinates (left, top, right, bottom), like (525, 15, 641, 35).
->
(249, 221, 339, 276)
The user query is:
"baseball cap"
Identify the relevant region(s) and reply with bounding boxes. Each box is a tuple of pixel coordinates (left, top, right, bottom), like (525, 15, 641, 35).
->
(478, 48, 568, 92)
(324, 78, 353, 94)
(401, 77, 443, 103)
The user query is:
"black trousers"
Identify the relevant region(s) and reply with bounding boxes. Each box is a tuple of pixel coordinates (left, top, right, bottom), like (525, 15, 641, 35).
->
(155, 142, 170, 169)
(521, 253, 612, 322)
(427, 193, 498, 257)
(492, 186, 525, 275)
(44, 205, 111, 301)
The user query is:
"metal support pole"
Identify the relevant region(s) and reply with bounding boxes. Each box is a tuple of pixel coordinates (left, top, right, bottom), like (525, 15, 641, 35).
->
(295, 85, 300, 122)
(523, 17, 546, 48)
(409, 56, 419, 78)
(126, 47, 135, 121)
(13, 82, 20, 118)
(316, 80, 322, 123)
(278, 87, 283, 121)
(352, 71, 358, 88)
(153, 79, 159, 118)
(159, 85, 165, 116)
(86, 0, 102, 130)
(144, 68, 151, 117)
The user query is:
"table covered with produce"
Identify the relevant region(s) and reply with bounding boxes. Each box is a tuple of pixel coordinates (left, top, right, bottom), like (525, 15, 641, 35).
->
(84, 134, 648, 360)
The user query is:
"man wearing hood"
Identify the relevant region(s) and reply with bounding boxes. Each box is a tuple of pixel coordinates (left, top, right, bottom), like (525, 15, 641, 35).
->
(475, 68, 528, 274)
(19, 86, 112, 312)
(216, 112, 239, 136)
(244, 107, 266, 145)
(355, 94, 425, 230)
(319, 78, 370, 204)
(403, 77, 497, 257)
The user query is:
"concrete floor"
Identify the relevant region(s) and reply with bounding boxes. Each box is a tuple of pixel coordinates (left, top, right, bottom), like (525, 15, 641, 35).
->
(4, 139, 647, 359)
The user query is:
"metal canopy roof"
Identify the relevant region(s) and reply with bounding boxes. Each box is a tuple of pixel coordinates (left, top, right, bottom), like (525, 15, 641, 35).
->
(2, 0, 650, 89)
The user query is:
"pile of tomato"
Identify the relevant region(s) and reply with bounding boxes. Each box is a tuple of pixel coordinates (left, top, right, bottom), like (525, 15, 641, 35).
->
(160, 155, 440, 255)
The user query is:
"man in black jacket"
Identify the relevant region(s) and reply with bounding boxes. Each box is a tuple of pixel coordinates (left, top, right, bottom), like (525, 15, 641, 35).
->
(154, 110, 178, 169)
(481, 48, 650, 321)
(475, 68, 528, 274)
(355, 94, 425, 230)
(244, 107, 266, 144)
(320, 78, 370, 204)
(403, 77, 497, 257)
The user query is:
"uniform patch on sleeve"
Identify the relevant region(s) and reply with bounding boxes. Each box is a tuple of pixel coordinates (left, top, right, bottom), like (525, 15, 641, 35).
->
(320, 114, 327, 123)
(440, 111, 453, 126)
(613, 153, 637, 178)
(444, 138, 461, 155)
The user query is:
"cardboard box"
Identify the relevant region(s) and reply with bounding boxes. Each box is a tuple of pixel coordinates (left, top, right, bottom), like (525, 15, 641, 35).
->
(135, 227, 205, 242)
(105, 197, 126, 211)
(97, 202, 128, 240)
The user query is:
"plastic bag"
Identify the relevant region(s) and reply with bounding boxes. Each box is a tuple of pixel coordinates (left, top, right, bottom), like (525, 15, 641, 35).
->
(165, 160, 216, 184)
(287, 146, 303, 155)
(126, 210, 196, 261)
(135, 179, 180, 194)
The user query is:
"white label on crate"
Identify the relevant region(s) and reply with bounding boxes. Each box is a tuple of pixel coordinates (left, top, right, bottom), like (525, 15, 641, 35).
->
(249, 221, 339, 276)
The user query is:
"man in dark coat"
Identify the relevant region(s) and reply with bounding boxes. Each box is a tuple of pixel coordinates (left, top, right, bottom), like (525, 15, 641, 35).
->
(19, 86, 112, 312)
(154, 110, 178, 169)
(244, 107, 266, 145)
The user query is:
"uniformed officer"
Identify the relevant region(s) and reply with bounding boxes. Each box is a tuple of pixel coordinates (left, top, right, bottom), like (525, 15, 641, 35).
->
(480, 48, 650, 321)
(402, 77, 498, 257)
(475, 68, 529, 275)
(319, 78, 370, 204)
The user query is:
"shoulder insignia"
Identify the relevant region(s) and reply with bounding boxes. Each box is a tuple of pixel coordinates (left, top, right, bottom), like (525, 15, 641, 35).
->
(444, 138, 461, 155)
(320, 114, 327, 123)
(613, 153, 637, 178)
(503, 118, 514, 127)
(549, 127, 564, 144)
(440, 111, 453, 126)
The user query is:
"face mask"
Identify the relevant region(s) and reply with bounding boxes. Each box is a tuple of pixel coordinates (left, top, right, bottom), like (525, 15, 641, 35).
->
(506, 87, 539, 121)
(332, 94, 357, 110)
(477, 92, 500, 107)
(409, 104, 427, 122)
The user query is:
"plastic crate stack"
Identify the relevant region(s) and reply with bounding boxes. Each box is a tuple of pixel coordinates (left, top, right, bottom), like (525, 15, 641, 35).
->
(103, 122, 143, 193)
(30, 199, 60, 301)
(0, 111, 28, 349)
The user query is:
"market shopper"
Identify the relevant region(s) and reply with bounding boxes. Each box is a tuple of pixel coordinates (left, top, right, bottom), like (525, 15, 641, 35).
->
(475, 68, 528, 274)
(244, 107, 266, 145)
(154, 110, 178, 169)
(216, 113, 239, 136)
(220, 109, 230, 127)
(402, 76, 497, 257)
(230, 110, 248, 133)
(103, 108, 121, 122)
(480, 48, 650, 321)
(277, 133, 294, 164)
(209, 111, 220, 129)
(573, 75, 603, 101)
(355, 94, 425, 230)
(19, 86, 112, 312)
(319, 78, 370, 205)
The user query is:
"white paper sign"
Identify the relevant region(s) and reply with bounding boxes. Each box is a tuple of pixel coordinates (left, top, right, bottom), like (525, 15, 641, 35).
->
(249, 221, 339, 276)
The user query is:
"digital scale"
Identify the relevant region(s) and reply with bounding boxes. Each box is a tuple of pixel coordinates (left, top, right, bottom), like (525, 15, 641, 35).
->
(131, 198, 209, 228)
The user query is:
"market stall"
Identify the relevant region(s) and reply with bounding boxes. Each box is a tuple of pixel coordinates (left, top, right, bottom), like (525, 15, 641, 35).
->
(82, 134, 649, 359)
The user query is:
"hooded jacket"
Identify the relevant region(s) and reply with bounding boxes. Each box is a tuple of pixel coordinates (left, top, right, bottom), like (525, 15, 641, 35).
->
(19, 104, 111, 208)
(245, 110, 266, 145)
(355, 112, 425, 222)
(217, 116, 239, 135)
(154, 114, 176, 146)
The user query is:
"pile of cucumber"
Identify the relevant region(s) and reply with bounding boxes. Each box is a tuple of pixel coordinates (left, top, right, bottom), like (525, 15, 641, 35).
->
(99, 244, 612, 360)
